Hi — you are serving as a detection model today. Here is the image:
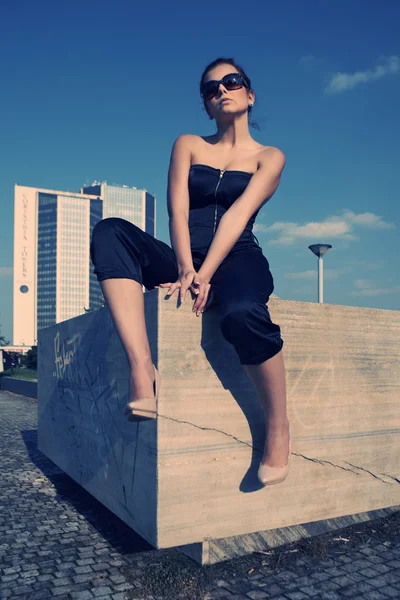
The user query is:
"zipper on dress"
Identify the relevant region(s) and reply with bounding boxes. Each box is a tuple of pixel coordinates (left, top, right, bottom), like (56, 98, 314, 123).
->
(212, 170, 225, 234)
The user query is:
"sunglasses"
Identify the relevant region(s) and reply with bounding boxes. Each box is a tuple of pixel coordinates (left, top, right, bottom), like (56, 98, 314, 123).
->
(201, 72, 249, 101)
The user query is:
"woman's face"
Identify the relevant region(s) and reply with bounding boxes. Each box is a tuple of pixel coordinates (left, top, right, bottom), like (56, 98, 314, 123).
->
(203, 64, 254, 121)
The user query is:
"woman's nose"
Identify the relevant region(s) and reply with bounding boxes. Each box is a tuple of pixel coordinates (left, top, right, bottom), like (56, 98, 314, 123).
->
(216, 84, 228, 97)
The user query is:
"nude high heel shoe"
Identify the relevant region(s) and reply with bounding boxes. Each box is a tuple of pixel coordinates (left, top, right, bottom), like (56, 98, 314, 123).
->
(124, 365, 160, 422)
(258, 424, 291, 486)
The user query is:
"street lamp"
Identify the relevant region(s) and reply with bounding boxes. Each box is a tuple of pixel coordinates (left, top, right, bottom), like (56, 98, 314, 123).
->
(308, 244, 332, 303)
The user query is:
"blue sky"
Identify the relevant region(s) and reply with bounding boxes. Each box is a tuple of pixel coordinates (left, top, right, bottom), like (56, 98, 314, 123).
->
(1, 0, 399, 343)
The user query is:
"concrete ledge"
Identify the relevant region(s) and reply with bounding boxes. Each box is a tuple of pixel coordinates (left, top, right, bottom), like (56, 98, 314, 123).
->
(37, 288, 400, 565)
(177, 505, 400, 564)
(0, 376, 37, 399)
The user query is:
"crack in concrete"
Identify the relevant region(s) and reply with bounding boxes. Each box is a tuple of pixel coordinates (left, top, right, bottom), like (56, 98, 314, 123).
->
(344, 460, 400, 485)
(157, 412, 399, 485)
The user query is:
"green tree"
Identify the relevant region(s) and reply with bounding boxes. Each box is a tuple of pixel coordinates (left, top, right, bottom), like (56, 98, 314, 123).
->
(22, 346, 37, 370)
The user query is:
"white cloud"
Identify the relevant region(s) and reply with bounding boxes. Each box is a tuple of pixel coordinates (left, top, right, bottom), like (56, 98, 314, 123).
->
(285, 268, 350, 281)
(341, 210, 395, 229)
(354, 279, 375, 289)
(284, 269, 316, 280)
(325, 55, 400, 94)
(345, 259, 385, 271)
(0, 267, 12, 277)
(299, 54, 322, 69)
(349, 284, 400, 297)
(253, 209, 395, 246)
(348, 278, 400, 297)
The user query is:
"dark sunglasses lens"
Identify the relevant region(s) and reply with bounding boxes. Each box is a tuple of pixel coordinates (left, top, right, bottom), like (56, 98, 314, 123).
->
(203, 83, 219, 100)
(202, 74, 245, 99)
(224, 73, 244, 89)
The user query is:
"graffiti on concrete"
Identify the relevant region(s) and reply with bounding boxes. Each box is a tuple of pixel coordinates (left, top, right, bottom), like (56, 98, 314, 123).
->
(53, 331, 81, 382)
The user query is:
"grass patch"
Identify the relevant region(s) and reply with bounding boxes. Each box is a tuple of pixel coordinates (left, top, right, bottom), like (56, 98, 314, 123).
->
(1, 368, 38, 381)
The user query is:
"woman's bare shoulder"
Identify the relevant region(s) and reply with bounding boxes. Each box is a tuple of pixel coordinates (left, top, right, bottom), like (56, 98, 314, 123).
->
(257, 144, 286, 162)
(170, 134, 205, 159)
(171, 133, 200, 147)
(257, 143, 284, 153)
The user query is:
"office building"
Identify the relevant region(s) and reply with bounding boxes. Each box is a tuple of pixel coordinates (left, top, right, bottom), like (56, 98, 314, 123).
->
(13, 185, 102, 346)
(81, 182, 156, 237)
(13, 182, 156, 346)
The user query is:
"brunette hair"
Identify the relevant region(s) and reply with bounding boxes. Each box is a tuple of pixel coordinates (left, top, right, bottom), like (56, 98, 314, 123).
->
(199, 57, 260, 130)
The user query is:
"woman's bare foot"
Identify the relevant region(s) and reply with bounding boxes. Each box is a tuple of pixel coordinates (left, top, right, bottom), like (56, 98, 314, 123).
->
(260, 418, 290, 467)
(128, 357, 156, 403)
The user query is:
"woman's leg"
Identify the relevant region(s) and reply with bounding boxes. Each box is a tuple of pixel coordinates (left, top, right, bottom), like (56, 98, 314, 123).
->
(210, 249, 289, 466)
(243, 352, 289, 467)
(90, 217, 179, 408)
(99, 278, 155, 402)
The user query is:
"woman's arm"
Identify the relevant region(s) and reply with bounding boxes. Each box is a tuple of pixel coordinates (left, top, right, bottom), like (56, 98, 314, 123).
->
(167, 134, 195, 274)
(197, 147, 286, 283)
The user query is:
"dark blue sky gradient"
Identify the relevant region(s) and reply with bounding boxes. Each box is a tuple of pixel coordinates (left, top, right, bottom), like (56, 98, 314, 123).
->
(1, 0, 399, 341)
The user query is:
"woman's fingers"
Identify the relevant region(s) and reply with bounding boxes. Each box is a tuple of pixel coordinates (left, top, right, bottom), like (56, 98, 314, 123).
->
(168, 283, 180, 296)
(180, 271, 200, 302)
(157, 274, 207, 308)
(180, 272, 196, 303)
(197, 291, 211, 314)
(158, 282, 180, 296)
(189, 281, 200, 295)
(192, 284, 211, 315)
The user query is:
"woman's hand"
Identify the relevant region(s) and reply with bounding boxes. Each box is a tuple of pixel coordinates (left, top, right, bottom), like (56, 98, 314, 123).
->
(157, 270, 214, 316)
(190, 275, 213, 316)
(157, 269, 199, 304)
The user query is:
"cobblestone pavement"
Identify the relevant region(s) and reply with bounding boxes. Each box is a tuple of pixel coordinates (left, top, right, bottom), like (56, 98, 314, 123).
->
(1, 389, 400, 600)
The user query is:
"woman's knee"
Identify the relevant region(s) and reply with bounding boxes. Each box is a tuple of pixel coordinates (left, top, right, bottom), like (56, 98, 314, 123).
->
(92, 217, 128, 243)
(219, 300, 283, 364)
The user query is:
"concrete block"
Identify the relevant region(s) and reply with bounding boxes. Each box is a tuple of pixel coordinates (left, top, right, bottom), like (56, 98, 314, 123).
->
(37, 289, 400, 564)
(1, 377, 37, 398)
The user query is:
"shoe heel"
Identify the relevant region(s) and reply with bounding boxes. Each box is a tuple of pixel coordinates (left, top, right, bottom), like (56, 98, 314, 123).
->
(125, 364, 159, 423)
(258, 424, 291, 486)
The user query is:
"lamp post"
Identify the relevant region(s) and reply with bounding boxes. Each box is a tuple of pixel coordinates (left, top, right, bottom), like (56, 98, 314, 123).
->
(308, 244, 332, 303)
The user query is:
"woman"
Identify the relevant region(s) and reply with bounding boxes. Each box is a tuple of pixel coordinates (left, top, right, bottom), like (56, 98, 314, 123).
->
(90, 57, 291, 486)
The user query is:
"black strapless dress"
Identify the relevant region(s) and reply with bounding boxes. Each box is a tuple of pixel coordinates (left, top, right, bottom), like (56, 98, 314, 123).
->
(188, 164, 262, 264)
(90, 164, 284, 364)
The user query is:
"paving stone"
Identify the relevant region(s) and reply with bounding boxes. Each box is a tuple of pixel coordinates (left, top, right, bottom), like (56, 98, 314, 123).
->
(91, 588, 114, 597)
(362, 592, 393, 600)
(8, 585, 33, 595)
(3, 566, 22, 575)
(1, 390, 400, 600)
(372, 563, 392, 574)
(75, 565, 94, 574)
(310, 572, 331, 582)
(318, 593, 341, 600)
(73, 573, 97, 584)
(368, 575, 399, 589)
(53, 576, 73, 586)
(91, 563, 110, 572)
(77, 558, 95, 566)
(331, 574, 357, 588)
(245, 591, 269, 599)
(1, 573, 20, 582)
(108, 575, 125, 584)
(113, 582, 134, 591)
(299, 585, 322, 597)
